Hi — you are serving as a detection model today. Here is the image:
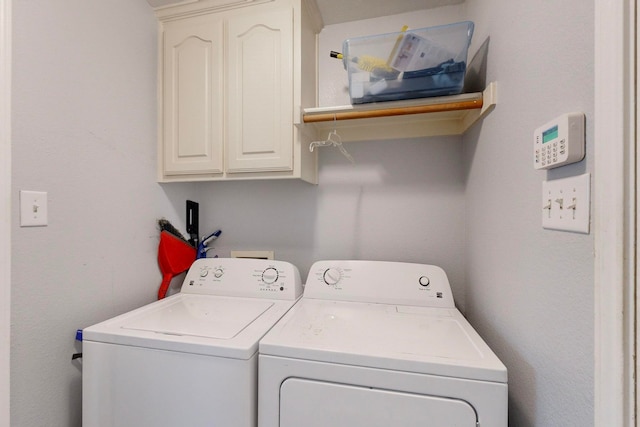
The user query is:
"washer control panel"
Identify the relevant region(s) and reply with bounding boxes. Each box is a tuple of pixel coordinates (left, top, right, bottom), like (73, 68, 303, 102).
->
(305, 260, 455, 308)
(180, 258, 302, 300)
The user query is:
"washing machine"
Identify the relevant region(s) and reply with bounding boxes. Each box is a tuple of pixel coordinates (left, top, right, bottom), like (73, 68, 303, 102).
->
(82, 257, 302, 427)
(259, 260, 508, 427)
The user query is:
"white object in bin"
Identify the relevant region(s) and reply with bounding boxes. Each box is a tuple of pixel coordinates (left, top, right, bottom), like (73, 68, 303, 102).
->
(368, 78, 389, 95)
(350, 72, 369, 99)
(259, 260, 508, 427)
(82, 258, 302, 427)
(389, 33, 455, 72)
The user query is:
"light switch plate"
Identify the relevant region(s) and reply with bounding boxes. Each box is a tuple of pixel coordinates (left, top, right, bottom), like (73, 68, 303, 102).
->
(20, 190, 48, 227)
(542, 174, 590, 233)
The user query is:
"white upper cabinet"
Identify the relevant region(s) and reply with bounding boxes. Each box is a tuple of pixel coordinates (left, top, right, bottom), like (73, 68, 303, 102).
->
(155, 0, 321, 183)
(226, 8, 293, 173)
(162, 15, 224, 176)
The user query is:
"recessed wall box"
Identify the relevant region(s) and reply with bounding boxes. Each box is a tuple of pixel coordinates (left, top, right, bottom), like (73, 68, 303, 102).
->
(231, 250, 274, 260)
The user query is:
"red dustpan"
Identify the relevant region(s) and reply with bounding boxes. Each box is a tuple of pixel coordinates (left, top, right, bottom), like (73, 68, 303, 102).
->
(157, 230, 196, 299)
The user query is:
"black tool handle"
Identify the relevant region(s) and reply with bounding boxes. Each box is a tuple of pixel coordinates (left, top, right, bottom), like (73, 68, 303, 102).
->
(186, 200, 199, 247)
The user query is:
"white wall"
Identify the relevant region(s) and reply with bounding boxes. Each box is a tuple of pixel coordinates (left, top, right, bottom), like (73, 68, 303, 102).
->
(10, 2, 196, 426)
(462, 0, 594, 426)
(194, 136, 467, 303)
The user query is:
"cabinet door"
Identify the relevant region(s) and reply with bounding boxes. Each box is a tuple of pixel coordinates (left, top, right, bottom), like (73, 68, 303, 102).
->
(163, 17, 224, 176)
(226, 8, 294, 173)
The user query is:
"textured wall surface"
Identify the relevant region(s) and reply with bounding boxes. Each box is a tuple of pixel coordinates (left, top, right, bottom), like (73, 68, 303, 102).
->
(462, 0, 595, 425)
(10, 2, 192, 425)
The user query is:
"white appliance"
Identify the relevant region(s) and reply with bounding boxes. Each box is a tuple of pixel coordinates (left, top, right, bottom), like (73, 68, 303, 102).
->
(82, 257, 302, 427)
(259, 260, 508, 427)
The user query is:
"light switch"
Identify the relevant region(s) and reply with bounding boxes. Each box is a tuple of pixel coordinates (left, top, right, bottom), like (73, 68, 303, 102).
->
(20, 190, 48, 227)
(542, 174, 590, 233)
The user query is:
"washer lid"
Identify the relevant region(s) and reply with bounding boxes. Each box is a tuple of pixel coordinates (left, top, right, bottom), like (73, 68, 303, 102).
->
(84, 294, 298, 360)
(122, 295, 273, 339)
(259, 299, 507, 383)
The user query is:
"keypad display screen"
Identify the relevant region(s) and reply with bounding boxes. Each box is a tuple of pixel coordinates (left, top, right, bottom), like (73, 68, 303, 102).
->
(542, 125, 559, 144)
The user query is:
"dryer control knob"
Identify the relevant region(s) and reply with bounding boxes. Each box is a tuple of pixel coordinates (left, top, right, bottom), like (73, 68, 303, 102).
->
(262, 267, 279, 284)
(213, 268, 224, 278)
(323, 268, 342, 286)
(200, 269, 209, 278)
(419, 276, 430, 287)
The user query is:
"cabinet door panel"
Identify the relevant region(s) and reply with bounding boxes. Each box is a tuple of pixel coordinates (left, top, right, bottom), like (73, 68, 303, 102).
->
(227, 8, 293, 173)
(163, 18, 224, 175)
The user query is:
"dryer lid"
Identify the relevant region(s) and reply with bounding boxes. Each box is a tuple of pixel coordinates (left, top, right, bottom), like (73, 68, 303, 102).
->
(259, 298, 508, 383)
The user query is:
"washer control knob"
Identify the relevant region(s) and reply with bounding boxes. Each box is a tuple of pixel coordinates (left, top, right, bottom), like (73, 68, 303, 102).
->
(262, 267, 279, 284)
(323, 268, 342, 286)
(200, 269, 209, 277)
(213, 268, 224, 278)
(419, 276, 430, 287)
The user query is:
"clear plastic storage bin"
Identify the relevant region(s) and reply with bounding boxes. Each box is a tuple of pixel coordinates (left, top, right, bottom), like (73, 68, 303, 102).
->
(341, 21, 474, 104)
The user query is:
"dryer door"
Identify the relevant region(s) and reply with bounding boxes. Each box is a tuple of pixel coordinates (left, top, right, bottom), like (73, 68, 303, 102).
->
(280, 378, 477, 427)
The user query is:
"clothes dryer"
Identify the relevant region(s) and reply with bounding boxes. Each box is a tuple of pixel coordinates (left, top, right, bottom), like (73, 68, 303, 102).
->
(259, 260, 507, 427)
(83, 258, 302, 427)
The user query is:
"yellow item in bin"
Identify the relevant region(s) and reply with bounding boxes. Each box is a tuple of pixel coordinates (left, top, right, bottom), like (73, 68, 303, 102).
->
(329, 51, 399, 79)
(387, 25, 410, 65)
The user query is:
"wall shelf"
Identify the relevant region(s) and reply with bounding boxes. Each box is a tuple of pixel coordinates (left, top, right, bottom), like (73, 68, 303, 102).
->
(301, 82, 497, 142)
